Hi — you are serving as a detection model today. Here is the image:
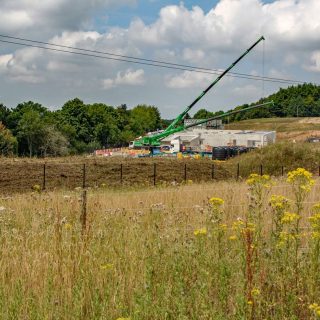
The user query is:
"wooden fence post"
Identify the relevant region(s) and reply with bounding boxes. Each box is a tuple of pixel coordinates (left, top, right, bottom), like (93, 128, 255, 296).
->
(153, 163, 156, 186)
(81, 163, 87, 234)
(42, 163, 46, 190)
(82, 163, 86, 189)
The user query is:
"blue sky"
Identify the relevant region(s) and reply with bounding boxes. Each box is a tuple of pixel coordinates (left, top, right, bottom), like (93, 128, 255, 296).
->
(104, 1, 216, 27)
(97, 0, 276, 29)
(0, 0, 319, 117)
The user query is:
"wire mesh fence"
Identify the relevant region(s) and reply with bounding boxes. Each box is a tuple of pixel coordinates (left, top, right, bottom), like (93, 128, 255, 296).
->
(1, 159, 320, 193)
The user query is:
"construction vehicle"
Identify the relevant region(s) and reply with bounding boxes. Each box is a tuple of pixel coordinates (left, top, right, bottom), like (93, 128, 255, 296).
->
(151, 101, 274, 153)
(130, 36, 266, 148)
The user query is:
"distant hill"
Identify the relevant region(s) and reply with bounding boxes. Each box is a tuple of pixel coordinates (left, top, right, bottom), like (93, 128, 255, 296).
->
(228, 83, 320, 121)
(194, 83, 320, 122)
(225, 117, 320, 141)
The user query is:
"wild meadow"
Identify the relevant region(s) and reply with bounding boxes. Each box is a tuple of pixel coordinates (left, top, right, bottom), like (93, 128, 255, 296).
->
(0, 168, 320, 319)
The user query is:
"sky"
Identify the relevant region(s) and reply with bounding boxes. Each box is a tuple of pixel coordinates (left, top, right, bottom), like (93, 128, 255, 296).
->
(0, 0, 319, 118)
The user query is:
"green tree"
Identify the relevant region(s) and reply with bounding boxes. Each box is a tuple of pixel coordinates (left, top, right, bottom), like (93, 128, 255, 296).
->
(7, 101, 48, 135)
(40, 126, 69, 157)
(0, 104, 10, 126)
(129, 105, 161, 136)
(17, 110, 45, 157)
(56, 98, 93, 151)
(193, 109, 215, 119)
(0, 122, 17, 156)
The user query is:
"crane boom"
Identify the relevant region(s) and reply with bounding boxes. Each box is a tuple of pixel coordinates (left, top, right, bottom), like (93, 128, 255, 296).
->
(164, 36, 265, 133)
(144, 101, 274, 143)
(132, 36, 265, 147)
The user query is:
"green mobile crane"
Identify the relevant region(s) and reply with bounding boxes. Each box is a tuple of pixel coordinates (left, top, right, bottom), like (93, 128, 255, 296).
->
(131, 36, 265, 148)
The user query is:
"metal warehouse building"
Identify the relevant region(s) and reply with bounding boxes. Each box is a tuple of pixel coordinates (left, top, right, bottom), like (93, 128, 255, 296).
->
(161, 128, 276, 152)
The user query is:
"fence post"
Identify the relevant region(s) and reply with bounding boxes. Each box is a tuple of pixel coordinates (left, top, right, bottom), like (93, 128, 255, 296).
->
(281, 166, 284, 177)
(237, 163, 240, 180)
(260, 164, 263, 176)
(184, 163, 187, 182)
(42, 163, 46, 190)
(319, 165, 320, 177)
(81, 163, 87, 234)
(153, 163, 156, 186)
(120, 164, 123, 185)
(212, 164, 215, 179)
(82, 163, 86, 188)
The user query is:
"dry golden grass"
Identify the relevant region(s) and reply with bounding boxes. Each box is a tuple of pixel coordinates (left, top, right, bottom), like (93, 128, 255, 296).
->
(0, 177, 320, 319)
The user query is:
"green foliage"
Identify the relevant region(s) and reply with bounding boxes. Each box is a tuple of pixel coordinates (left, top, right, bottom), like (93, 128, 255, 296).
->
(129, 105, 161, 136)
(17, 110, 46, 157)
(0, 122, 17, 155)
(228, 141, 320, 177)
(193, 108, 227, 121)
(1, 83, 319, 157)
(195, 83, 320, 122)
(0, 104, 10, 126)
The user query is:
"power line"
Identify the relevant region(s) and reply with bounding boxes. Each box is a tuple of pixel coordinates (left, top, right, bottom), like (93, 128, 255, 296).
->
(0, 35, 307, 85)
(0, 34, 304, 85)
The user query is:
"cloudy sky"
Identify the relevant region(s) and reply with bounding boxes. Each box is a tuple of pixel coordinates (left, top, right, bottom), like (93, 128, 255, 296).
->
(0, 0, 319, 118)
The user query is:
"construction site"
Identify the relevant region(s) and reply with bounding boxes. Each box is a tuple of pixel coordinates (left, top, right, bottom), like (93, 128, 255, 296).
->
(95, 36, 276, 160)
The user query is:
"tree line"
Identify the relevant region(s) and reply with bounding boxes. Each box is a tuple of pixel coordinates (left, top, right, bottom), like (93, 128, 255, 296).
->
(0, 83, 319, 157)
(194, 83, 320, 121)
(0, 99, 162, 156)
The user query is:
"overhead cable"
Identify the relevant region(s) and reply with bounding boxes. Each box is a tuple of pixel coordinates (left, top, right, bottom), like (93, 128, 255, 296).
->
(0, 35, 307, 85)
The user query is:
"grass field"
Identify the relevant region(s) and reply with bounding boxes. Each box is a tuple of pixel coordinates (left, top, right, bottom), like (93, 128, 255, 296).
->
(1, 141, 320, 193)
(0, 156, 231, 193)
(0, 170, 320, 319)
(225, 117, 320, 141)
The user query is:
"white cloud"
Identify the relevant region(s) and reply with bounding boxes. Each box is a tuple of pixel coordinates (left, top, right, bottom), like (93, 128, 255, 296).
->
(306, 51, 320, 73)
(102, 69, 145, 89)
(0, 0, 319, 117)
(0, 54, 12, 71)
(233, 84, 261, 97)
(0, 0, 136, 35)
(166, 71, 212, 89)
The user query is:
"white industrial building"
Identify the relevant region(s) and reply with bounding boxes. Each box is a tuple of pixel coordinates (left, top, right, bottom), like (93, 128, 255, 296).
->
(160, 128, 276, 152)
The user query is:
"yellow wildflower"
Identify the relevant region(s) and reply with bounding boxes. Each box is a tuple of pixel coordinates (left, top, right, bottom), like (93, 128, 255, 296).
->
(281, 212, 300, 224)
(246, 173, 271, 188)
(64, 223, 72, 230)
(309, 206, 320, 235)
(194, 228, 207, 236)
(309, 303, 320, 317)
(287, 168, 314, 191)
(232, 220, 245, 231)
(219, 224, 228, 231)
(32, 184, 41, 193)
(269, 195, 290, 210)
(100, 263, 113, 270)
(251, 288, 261, 296)
(229, 235, 237, 241)
(309, 303, 319, 310)
(187, 179, 193, 185)
(209, 197, 224, 206)
(311, 232, 320, 239)
(247, 300, 253, 305)
(277, 231, 296, 247)
(116, 318, 131, 320)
